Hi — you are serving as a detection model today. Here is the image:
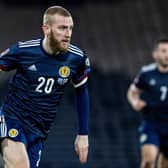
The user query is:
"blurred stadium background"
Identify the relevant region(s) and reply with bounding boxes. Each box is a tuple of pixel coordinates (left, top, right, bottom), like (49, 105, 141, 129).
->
(0, 0, 167, 167)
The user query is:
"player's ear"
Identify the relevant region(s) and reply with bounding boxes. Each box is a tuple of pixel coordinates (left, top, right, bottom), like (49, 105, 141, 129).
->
(42, 24, 51, 36)
(152, 50, 157, 59)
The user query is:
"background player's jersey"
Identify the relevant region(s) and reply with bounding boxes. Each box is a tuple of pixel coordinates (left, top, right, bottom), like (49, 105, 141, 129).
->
(0, 38, 90, 138)
(133, 63, 168, 126)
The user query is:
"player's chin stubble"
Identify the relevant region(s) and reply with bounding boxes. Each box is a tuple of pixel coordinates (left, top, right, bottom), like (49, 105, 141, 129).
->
(49, 31, 69, 54)
(157, 60, 168, 68)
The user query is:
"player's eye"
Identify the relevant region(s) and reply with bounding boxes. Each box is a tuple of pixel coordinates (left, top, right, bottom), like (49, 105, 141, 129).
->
(69, 26, 73, 31)
(161, 49, 167, 53)
(58, 26, 67, 31)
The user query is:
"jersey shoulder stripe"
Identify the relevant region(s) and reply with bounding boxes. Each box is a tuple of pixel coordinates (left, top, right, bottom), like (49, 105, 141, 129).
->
(68, 44, 84, 57)
(68, 49, 84, 57)
(69, 44, 83, 54)
(18, 43, 40, 48)
(141, 63, 157, 72)
(18, 39, 41, 48)
(18, 39, 41, 45)
(18, 41, 40, 48)
(68, 46, 83, 55)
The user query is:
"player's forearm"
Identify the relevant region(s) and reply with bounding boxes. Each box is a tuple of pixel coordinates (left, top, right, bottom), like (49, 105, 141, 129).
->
(127, 84, 141, 104)
(75, 83, 89, 135)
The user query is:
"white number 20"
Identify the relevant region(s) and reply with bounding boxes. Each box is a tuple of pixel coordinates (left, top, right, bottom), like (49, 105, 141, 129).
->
(160, 86, 168, 101)
(35, 77, 55, 94)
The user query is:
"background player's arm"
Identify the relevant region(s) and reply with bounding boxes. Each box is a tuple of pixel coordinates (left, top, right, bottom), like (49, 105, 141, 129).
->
(127, 84, 147, 111)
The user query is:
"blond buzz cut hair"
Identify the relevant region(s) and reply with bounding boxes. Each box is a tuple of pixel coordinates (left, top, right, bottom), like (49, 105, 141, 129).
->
(43, 6, 72, 25)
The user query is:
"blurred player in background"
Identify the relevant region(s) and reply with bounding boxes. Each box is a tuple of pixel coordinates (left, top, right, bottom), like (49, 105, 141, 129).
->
(0, 6, 90, 168)
(127, 38, 168, 168)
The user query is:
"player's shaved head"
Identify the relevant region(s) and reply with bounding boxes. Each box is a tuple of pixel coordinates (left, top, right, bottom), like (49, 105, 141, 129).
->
(43, 6, 72, 25)
(152, 37, 168, 69)
(154, 37, 168, 50)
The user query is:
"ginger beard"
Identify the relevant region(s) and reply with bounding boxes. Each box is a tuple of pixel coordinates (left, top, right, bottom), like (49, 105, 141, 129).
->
(48, 29, 70, 54)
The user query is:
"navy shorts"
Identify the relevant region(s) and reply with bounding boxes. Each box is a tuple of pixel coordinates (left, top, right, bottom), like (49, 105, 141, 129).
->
(139, 120, 168, 158)
(0, 116, 44, 168)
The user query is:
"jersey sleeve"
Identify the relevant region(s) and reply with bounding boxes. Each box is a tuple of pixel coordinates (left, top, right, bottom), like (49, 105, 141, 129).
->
(133, 69, 145, 90)
(0, 44, 19, 71)
(75, 84, 89, 135)
(72, 55, 91, 88)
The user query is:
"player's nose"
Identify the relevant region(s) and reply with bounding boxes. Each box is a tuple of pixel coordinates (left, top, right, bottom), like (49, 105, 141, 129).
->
(65, 29, 72, 37)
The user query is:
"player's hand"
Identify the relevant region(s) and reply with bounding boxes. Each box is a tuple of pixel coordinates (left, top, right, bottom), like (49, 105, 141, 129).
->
(74, 135, 89, 164)
(131, 99, 147, 111)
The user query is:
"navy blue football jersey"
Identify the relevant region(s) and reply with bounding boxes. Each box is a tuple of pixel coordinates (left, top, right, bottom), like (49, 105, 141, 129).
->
(134, 63, 168, 126)
(0, 38, 90, 138)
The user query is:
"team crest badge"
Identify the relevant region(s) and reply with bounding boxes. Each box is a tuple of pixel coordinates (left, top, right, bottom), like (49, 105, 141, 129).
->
(59, 66, 70, 78)
(8, 128, 18, 138)
(149, 79, 156, 86)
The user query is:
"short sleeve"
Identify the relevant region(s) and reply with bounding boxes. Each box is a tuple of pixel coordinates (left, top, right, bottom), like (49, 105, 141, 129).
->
(133, 69, 145, 90)
(0, 44, 19, 71)
(72, 55, 91, 88)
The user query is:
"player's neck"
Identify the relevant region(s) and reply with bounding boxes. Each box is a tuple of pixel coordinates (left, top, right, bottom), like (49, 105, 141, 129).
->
(42, 38, 60, 55)
(157, 64, 168, 73)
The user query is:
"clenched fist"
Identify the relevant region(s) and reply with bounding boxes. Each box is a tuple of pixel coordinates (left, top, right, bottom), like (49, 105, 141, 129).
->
(131, 99, 147, 111)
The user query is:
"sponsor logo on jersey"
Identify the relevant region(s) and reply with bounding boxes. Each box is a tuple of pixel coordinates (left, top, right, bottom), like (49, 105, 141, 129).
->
(57, 78, 68, 85)
(59, 66, 70, 78)
(8, 128, 18, 138)
(85, 58, 90, 66)
(0, 48, 10, 57)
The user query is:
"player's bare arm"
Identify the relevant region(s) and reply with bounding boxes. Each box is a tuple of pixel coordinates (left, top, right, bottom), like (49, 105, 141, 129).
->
(127, 84, 147, 111)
